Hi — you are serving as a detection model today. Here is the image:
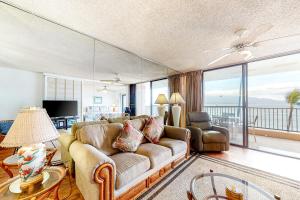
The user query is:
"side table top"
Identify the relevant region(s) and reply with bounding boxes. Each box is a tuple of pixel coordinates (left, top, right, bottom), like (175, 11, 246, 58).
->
(0, 166, 66, 200)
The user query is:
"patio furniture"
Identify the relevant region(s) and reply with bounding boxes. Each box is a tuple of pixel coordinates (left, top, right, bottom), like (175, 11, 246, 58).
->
(187, 112, 229, 152)
(249, 115, 258, 143)
(187, 170, 280, 200)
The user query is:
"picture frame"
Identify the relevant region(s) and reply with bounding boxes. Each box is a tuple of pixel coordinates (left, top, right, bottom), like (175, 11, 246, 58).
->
(93, 96, 102, 104)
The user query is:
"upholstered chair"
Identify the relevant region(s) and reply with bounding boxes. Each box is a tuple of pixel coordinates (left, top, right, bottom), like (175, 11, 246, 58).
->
(186, 112, 229, 152)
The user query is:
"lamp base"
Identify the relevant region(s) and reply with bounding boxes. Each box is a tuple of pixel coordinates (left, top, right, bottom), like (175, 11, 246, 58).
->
(172, 104, 181, 127)
(157, 105, 166, 117)
(17, 143, 46, 193)
(20, 174, 43, 194)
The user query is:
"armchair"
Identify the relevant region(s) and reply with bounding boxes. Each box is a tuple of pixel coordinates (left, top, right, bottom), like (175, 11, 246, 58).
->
(186, 112, 229, 152)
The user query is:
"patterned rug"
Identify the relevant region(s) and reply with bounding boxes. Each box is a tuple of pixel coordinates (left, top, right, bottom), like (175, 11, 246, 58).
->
(139, 154, 300, 200)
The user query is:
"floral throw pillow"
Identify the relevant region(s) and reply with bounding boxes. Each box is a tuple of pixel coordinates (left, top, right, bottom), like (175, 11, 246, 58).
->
(142, 117, 164, 144)
(112, 121, 144, 152)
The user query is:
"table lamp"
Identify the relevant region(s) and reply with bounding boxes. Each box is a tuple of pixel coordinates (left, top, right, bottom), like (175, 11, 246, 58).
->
(0, 107, 59, 192)
(154, 94, 169, 117)
(169, 92, 185, 127)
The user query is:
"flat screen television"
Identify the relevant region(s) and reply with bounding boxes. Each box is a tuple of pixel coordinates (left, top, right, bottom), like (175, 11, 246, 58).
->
(43, 100, 78, 118)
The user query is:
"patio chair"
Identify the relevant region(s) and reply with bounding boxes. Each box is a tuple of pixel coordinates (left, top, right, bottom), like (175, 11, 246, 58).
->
(249, 115, 258, 143)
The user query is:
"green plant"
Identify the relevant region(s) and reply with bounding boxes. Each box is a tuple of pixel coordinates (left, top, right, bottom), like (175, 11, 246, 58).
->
(286, 89, 300, 131)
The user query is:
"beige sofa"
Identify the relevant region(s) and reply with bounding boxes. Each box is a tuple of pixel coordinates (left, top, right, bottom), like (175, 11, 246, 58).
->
(60, 117, 190, 200)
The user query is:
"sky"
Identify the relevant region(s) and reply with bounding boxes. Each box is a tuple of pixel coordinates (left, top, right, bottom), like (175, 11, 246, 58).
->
(204, 54, 300, 107)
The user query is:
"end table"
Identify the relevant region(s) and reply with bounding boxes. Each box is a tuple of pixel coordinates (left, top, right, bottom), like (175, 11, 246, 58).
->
(0, 166, 66, 200)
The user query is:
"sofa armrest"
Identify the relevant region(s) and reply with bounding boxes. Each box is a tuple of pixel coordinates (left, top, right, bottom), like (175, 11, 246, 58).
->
(59, 133, 76, 151)
(69, 141, 116, 200)
(212, 125, 230, 150)
(186, 126, 204, 152)
(69, 141, 116, 180)
(164, 126, 190, 141)
(164, 126, 191, 158)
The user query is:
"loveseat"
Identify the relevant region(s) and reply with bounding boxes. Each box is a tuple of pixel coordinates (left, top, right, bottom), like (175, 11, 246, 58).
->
(60, 117, 190, 200)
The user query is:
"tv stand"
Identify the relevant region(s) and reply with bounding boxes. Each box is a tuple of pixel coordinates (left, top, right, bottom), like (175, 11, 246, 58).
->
(51, 116, 78, 130)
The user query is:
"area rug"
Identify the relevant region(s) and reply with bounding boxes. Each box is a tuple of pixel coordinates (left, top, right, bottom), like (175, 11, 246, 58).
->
(138, 155, 300, 200)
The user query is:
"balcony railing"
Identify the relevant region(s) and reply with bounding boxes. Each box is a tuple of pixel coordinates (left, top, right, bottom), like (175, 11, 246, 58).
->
(204, 106, 300, 132)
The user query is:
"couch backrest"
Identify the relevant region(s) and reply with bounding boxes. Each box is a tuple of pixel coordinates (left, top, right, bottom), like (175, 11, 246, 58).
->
(107, 116, 130, 123)
(187, 112, 212, 130)
(76, 123, 123, 156)
(71, 120, 109, 137)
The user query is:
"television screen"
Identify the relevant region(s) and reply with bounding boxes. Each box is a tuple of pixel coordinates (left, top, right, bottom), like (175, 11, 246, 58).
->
(43, 100, 78, 118)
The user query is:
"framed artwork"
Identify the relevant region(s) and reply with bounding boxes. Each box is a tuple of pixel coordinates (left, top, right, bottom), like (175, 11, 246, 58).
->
(93, 96, 102, 104)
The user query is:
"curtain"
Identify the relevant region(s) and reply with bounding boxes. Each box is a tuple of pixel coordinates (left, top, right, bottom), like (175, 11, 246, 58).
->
(168, 70, 203, 127)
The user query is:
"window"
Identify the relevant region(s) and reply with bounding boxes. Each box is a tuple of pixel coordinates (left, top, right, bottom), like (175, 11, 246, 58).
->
(248, 54, 300, 158)
(203, 66, 244, 145)
(136, 82, 151, 115)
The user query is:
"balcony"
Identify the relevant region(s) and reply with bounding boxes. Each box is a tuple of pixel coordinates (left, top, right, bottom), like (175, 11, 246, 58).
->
(204, 106, 300, 158)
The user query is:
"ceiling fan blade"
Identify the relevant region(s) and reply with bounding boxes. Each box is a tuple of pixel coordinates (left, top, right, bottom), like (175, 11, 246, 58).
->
(203, 47, 232, 53)
(100, 80, 115, 82)
(253, 32, 300, 46)
(208, 52, 233, 66)
(244, 24, 273, 43)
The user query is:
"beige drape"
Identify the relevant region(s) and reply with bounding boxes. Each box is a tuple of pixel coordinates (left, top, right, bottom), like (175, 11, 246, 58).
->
(168, 70, 203, 127)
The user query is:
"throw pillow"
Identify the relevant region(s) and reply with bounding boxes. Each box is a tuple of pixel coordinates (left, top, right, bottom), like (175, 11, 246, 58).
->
(112, 121, 144, 152)
(142, 117, 164, 144)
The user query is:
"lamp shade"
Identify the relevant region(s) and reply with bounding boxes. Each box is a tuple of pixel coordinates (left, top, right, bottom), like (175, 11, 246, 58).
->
(0, 107, 59, 147)
(169, 92, 185, 104)
(154, 94, 169, 105)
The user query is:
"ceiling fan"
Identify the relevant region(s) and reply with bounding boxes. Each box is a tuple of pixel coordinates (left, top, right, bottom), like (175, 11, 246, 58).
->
(99, 73, 125, 86)
(97, 85, 109, 93)
(206, 24, 300, 66)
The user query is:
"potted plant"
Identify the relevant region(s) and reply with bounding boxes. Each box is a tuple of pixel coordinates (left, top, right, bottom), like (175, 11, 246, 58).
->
(286, 89, 300, 131)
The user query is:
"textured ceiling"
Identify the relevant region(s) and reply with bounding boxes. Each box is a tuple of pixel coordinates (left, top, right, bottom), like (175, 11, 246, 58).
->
(2, 0, 300, 72)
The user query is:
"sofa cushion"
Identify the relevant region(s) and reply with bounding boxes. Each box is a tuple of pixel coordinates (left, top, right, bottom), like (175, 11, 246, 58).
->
(158, 138, 187, 156)
(77, 123, 123, 155)
(191, 122, 212, 130)
(202, 130, 227, 143)
(72, 120, 109, 138)
(108, 116, 130, 123)
(130, 115, 149, 120)
(112, 121, 144, 152)
(142, 117, 164, 144)
(136, 143, 172, 168)
(110, 153, 150, 189)
(128, 118, 147, 131)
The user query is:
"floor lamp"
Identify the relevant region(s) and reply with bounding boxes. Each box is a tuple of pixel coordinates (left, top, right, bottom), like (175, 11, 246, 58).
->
(170, 92, 185, 127)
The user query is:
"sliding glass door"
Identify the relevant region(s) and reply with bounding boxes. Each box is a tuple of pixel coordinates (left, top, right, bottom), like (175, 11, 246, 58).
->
(248, 54, 300, 158)
(203, 66, 245, 145)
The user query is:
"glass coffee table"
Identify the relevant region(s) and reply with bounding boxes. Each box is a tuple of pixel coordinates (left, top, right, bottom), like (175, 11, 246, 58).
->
(0, 166, 66, 200)
(188, 170, 281, 200)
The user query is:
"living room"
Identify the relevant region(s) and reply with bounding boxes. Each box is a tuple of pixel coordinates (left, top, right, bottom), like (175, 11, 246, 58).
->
(0, 1, 300, 200)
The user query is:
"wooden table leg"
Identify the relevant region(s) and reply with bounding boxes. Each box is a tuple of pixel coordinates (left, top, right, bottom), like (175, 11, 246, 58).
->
(0, 161, 14, 178)
(187, 191, 193, 200)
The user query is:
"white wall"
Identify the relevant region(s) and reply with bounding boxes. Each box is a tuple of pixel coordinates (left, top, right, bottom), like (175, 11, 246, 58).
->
(0, 66, 43, 119)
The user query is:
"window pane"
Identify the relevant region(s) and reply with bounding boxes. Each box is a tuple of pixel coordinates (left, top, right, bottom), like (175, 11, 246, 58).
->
(136, 82, 151, 115)
(248, 54, 300, 158)
(151, 79, 169, 116)
(204, 66, 244, 145)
